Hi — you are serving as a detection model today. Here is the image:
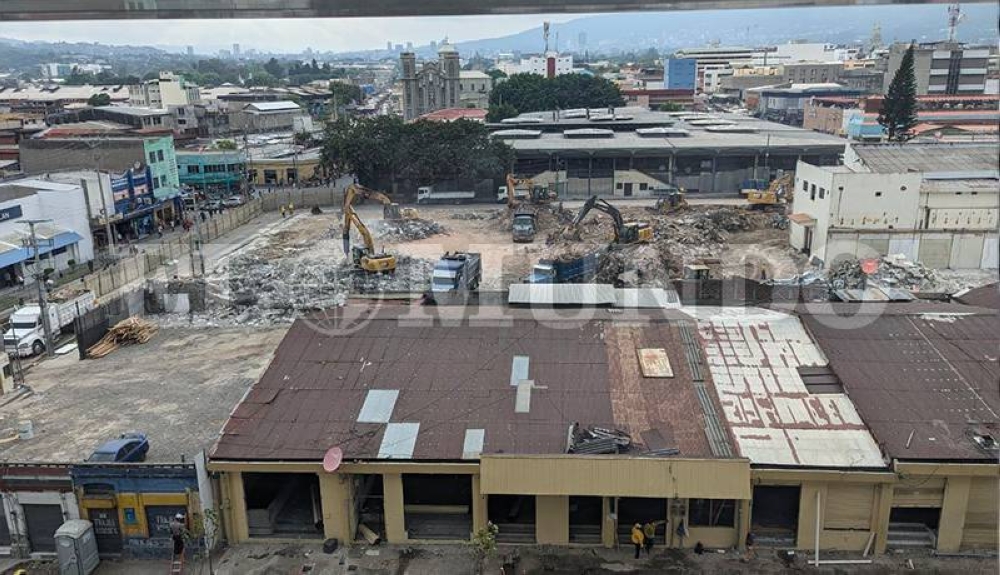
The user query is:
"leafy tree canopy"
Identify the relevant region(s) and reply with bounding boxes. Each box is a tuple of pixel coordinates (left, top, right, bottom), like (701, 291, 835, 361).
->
(488, 73, 624, 117)
(87, 93, 111, 107)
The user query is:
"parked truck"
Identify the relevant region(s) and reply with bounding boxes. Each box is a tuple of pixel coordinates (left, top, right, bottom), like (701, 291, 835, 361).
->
(416, 186, 477, 204)
(3, 290, 96, 357)
(512, 208, 537, 243)
(528, 252, 600, 284)
(431, 252, 482, 292)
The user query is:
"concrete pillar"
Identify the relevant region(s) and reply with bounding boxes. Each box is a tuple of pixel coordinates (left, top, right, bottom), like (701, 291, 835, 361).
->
(873, 483, 894, 555)
(223, 472, 249, 543)
(668, 154, 675, 184)
(319, 473, 354, 543)
(796, 483, 825, 551)
(737, 498, 751, 551)
(937, 476, 971, 552)
(535, 495, 569, 545)
(382, 473, 407, 543)
(601, 497, 616, 548)
(471, 475, 487, 536)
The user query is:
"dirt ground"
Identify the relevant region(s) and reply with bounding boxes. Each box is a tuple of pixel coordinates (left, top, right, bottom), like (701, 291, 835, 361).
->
(0, 326, 287, 462)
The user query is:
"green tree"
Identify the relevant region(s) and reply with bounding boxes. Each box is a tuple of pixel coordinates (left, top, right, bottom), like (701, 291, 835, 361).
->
(486, 69, 507, 83)
(246, 71, 278, 87)
(87, 93, 111, 107)
(329, 82, 364, 105)
(216, 139, 237, 150)
(878, 44, 918, 142)
(486, 103, 519, 122)
(489, 73, 624, 117)
(263, 57, 284, 78)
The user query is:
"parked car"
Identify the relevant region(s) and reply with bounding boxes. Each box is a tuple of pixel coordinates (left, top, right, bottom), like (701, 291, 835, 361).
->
(87, 432, 149, 462)
(222, 195, 245, 208)
(200, 200, 223, 211)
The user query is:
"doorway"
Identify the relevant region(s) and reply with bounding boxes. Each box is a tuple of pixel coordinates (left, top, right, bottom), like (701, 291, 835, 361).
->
(751, 486, 800, 546)
(888, 507, 940, 549)
(623, 182, 634, 197)
(243, 473, 323, 538)
(568, 496, 602, 544)
(488, 495, 536, 543)
(402, 474, 472, 540)
(616, 497, 667, 545)
(23, 503, 64, 553)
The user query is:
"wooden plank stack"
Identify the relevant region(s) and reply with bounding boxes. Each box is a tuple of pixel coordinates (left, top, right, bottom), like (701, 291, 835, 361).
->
(87, 316, 158, 359)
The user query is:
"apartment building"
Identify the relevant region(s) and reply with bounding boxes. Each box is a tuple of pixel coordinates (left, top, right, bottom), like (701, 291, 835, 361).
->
(129, 72, 202, 108)
(884, 42, 992, 95)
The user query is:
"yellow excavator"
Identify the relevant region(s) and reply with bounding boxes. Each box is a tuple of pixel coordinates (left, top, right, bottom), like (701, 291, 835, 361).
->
(571, 195, 653, 244)
(342, 185, 397, 273)
(501, 174, 555, 207)
(344, 183, 418, 220)
(746, 173, 793, 210)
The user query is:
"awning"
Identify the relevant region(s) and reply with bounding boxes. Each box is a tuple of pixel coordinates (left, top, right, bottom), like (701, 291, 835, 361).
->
(788, 213, 816, 226)
(0, 226, 84, 268)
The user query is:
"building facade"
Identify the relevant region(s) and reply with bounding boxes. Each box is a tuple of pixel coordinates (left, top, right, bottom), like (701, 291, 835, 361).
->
(782, 62, 844, 85)
(497, 53, 574, 78)
(663, 58, 697, 90)
(129, 72, 201, 109)
(400, 46, 461, 121)
(458, 71, 493, 109)
(884, 42, 992, 95)
(176, 150, 246, 193)
(789, 143, 999, 269)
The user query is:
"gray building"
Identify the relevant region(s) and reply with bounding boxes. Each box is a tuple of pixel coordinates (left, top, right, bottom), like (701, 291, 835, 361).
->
(400, 45, 461, 120)
(884, 42, 992, 95)
(459, 70, 493, 110)
(491, 107, 845, 196)
(782, 62, 844, 85)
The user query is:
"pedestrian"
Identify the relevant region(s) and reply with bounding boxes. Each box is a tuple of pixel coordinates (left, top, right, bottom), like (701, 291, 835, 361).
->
(630, 523, 645, 559)
(743, 531, 756, 562)
(288, 202, 294, 215)
(157, 223, 164, 238)
(169, 513, 186, 557)
(200, 211, 206, 222)
(280, 206, 286, 218)
(643, 520, 657, 554)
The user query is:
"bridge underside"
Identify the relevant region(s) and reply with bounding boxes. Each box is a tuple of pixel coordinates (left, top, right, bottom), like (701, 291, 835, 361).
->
(0, 0, 973, 22)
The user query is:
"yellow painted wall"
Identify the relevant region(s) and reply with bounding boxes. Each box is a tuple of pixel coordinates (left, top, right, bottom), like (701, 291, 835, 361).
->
(481, 456, 750, 500)
(536, 496, 569, 545)
(383, 473, 407, 543)
(686, 526, 738, 549)
(962, 476, 1000, 551)
(249, 158, 321, 185)
(601, 498, 616, 548)
(471, 475, 487, 535)
(937, 476, 971, 552)
(319, 474, 354, 543)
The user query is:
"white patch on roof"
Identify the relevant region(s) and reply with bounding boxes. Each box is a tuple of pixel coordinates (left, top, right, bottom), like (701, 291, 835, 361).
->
(688, 306, 883, 468)
(357, 389, 399, 423)
(515, 381, 533, 413)
(510, 355, 529, 387)
(463, 429, 486, 459)
(378, 423, 419, 459)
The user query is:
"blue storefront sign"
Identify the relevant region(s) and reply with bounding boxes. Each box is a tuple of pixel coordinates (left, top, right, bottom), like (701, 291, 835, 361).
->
(0, 205, 23, 222)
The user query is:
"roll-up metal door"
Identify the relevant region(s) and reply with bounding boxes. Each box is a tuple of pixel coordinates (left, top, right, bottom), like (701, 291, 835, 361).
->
(824, 484, 875, 530)
(23, 503, 64, 553)
(892, 477, 945, 508)
(961, 477, 999, 550)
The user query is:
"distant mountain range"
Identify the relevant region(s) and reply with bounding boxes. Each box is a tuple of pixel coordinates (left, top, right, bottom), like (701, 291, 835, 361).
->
(394, 4, 999, 58)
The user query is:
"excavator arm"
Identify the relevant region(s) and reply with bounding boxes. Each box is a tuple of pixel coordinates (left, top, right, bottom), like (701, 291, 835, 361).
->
(570, 195, 650, 244)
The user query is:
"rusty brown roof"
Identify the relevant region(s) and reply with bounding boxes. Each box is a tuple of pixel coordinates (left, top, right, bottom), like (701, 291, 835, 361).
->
(955, 283, 1000, 311)
(802, 308, 1000, 461)
(211, 305, 728, 462)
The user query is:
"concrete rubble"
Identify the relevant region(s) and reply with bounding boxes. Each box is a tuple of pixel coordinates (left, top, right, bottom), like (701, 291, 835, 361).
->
(827, 254, 998, 294)
(371, 218, 446, 241)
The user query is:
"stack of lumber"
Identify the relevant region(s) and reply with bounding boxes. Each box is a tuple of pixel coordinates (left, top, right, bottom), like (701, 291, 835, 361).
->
(87, 317, 158, 358)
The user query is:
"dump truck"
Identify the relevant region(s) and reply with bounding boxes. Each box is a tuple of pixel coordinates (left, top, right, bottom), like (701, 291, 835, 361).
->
(528, 252, 600, 284)
(416, 186, 476, 204)
(431, 252, 482, 292)
(512, 208, 537, 243)
(3, 289, 96, 357)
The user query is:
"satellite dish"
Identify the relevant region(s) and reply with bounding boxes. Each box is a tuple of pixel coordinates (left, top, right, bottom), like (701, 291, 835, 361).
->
(322, 446, 343, 473)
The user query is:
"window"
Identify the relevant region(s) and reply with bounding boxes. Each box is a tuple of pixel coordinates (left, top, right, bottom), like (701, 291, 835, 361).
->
(152, 176, 159, 189)
(157, 150, 164, 162)
(818, 187, 825, 199)
(616, 182, 623, 190)
(188, 165, 200, 174)
(802, 179, 809, 192)
(639, 183, 648, 191)
(810, 184, 816, 201)
(148, 151, 156, 164)
(688, 499, 736, 527)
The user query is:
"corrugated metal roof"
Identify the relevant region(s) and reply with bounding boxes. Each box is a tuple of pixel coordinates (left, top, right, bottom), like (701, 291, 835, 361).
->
(852, 143, 1000, 174)
(248, 101, 301, 112)
(211, 307, 731, 462)
(614, 288, 681, 309)
(508, 283, 617, 306)
(802, 309, 1000, 461)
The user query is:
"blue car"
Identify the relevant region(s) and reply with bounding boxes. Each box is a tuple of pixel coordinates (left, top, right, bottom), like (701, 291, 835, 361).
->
(87, 432, 149, 462)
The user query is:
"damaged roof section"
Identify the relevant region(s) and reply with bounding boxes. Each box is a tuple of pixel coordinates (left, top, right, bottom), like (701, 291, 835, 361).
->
(212, 306, 735, 463)
(694, 307, 884, 468)
(802, 308, 1000, 461)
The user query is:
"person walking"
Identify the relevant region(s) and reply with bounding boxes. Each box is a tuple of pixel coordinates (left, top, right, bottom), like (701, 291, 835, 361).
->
(169, 513, 186, 558)
(280, 205, 286, 218)
(743, 531, 756, 562)
(630, 523, 645, 559)
(642, 520, 660, 554)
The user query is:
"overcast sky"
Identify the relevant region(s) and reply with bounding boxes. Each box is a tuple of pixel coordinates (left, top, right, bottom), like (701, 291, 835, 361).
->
(0, 14, 580, 53)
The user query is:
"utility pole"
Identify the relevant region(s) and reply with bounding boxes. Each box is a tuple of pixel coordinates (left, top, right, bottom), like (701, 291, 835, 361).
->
(90, 135, 117, 257)
(23, 219, 55, 357)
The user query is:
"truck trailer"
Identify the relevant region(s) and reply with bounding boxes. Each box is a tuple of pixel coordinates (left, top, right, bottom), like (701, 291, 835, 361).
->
(431, 252, 482, 292)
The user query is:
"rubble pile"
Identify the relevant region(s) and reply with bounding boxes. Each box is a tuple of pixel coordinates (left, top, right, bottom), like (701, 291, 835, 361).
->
(449, 210, 501, 221)
(827, 254, 994, 293)
(596, 244, 674, 288)
(372, 218, 446, 241)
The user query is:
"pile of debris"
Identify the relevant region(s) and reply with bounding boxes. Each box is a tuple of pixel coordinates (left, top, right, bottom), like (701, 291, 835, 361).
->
(371, 218, 445, 241)
(826, 254, 992, 293)
(653, 207, 771, 245)
(568, 425, 632, 454)
(449, 210, 501, 221)
(347, 255, 434, 293)
(596, 244, 674, 288)
(87, 317, 158, 358)
(225, 254, 352, 313)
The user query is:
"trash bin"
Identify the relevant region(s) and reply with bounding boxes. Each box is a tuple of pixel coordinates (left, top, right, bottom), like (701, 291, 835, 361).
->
(55, 519, 100, 575)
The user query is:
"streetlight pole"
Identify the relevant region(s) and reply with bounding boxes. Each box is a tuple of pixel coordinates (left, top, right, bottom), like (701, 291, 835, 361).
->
(23, 219, 55, 357)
